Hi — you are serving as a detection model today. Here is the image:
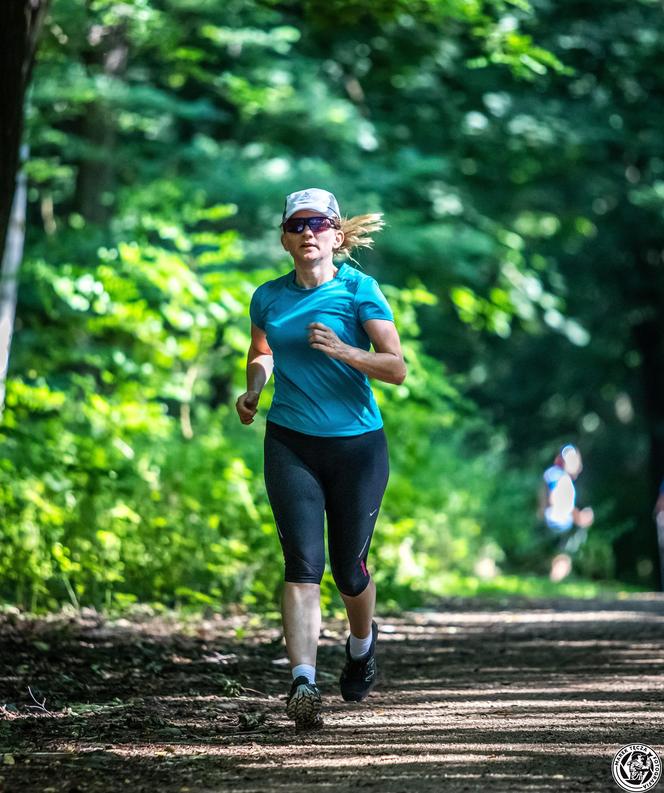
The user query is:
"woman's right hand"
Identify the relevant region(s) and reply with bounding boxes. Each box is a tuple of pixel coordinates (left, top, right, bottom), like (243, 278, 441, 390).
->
(236, 390, 260, 424)
(576, 507, 594, 528)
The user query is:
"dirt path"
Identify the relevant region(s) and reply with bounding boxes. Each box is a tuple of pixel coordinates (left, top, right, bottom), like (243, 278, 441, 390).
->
(1, 594, 663, 793)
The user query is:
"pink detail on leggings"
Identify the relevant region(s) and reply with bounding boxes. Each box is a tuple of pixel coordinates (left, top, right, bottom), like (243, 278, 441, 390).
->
(360, 559, 368, 577)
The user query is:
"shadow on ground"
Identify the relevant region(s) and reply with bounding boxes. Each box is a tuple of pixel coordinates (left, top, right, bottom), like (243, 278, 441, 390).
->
(1, 593, 663, 792)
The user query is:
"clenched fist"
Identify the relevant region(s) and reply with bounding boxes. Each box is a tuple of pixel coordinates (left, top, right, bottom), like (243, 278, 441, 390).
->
(236, 390, 260, 425)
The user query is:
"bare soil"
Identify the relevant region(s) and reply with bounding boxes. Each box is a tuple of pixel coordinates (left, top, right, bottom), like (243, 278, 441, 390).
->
(1, 594, 663, 793)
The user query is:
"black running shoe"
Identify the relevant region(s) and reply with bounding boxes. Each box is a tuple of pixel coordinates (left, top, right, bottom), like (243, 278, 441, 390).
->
(286, 676, 323, 729)
(339, 620, 378, 702)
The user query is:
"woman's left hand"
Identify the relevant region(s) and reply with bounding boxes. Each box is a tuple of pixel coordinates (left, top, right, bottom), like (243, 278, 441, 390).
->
(308, 322, 348, 360)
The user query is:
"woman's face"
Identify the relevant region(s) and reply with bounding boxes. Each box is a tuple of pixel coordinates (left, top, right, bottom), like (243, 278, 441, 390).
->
(281, 209, 344, 265)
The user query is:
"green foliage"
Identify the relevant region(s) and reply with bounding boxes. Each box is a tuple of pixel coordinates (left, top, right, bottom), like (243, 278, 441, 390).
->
(2, 192, 280, 609)
(1, 246, 539, 610)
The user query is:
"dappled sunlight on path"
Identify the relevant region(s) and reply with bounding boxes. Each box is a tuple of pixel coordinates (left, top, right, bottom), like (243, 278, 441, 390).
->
(1, 594, 663, 791)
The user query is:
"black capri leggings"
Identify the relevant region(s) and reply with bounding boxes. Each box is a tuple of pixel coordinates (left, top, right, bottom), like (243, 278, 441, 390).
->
(263, 420, 389, 596)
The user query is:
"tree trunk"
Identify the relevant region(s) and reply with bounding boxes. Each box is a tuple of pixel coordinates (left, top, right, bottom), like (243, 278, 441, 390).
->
(74, 24, 128, 223)
(0, 0, 50, 257)
(0, 146, 29, 420)
(633, 315, 664, 589)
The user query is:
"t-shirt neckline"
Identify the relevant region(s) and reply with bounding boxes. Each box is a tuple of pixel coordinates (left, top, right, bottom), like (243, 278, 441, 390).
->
(289, 262, 347, 292)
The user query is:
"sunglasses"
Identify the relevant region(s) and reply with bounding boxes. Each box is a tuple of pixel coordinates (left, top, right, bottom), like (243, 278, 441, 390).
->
(282, 216, 340, 234)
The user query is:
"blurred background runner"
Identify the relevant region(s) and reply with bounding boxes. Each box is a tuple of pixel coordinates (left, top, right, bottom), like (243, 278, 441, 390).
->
(539, 444, 594, 582)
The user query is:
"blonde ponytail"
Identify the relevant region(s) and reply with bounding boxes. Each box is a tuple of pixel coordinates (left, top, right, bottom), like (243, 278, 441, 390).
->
(335, 213, 384, 262)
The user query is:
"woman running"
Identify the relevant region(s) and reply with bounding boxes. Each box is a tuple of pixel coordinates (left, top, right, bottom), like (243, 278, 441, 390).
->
(236, 188, 406, 729)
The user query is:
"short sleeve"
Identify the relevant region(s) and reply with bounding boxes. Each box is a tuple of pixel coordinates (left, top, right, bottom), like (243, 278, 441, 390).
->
(355, 277, 394, 324)
(249, 286, 265, 330)
(543, 466, 563, 490)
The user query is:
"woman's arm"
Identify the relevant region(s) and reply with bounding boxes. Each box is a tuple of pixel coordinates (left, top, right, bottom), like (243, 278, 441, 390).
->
(236, 323, 274, 425)
(308, 319, 406, 385)
(537, 483, 549, 520)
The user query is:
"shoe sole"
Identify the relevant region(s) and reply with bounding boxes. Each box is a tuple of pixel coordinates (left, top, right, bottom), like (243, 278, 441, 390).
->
(286, 686, 323, 730)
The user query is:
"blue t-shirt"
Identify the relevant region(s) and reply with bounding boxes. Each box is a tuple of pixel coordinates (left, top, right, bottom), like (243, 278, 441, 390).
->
(250, 263, 394, 436)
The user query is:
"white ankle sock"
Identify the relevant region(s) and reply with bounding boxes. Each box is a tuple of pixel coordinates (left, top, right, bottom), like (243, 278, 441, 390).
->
(349, 630, 372, 659)
(292, 663, 316, 684)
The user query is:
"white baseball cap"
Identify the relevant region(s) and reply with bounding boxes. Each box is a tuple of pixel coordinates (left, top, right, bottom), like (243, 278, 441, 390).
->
(560, 444, 582, 475)
(282, 188, 341, 222)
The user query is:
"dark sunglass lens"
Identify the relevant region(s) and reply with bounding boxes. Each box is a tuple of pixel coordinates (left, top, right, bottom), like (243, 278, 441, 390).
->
(284, 218, 306, 233)
(283, 216, 337, 233)
(307, 217, 329, 231)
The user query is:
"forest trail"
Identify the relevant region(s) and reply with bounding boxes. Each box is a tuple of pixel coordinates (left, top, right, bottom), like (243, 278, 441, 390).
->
(2, 594, 664, 793)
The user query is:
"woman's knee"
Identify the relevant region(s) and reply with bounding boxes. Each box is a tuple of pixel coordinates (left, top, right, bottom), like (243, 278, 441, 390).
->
(331, 560, 371, 597)
(282, 581, 322, 601)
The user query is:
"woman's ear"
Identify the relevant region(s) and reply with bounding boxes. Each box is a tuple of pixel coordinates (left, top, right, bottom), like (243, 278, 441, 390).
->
(334, 229, 345, 250)
(280, 233, 289, 252)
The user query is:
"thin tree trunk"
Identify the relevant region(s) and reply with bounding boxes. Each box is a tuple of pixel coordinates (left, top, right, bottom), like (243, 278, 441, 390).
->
(629, 236, 664, 589)
(74, 24, 128, 223)
(0, 146, 29, 420)
(0, 0, 50, 256)
(633, 315, 664, 590)
(0, 1, 50, 418)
